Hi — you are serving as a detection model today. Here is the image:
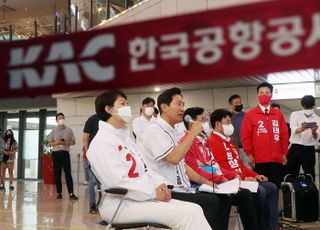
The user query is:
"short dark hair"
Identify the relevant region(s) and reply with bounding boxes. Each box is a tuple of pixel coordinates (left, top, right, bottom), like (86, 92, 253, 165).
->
(157, 87, 182, 114)
(154, 107, 159, 115)
(271, 103, 281, 109)
(257, 82, 273, 93)
(142, 97, 155, 106)
(301, 95, 315, 109)
(228, 95, 241, 104)
(183, 107, 204, 130)
(95, 89, 127, 121)
(55, 112, 64, 120)
(210, 109, 232, 129)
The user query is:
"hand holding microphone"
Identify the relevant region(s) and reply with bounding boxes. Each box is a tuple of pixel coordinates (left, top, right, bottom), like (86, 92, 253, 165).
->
(184, 115, 205, 137)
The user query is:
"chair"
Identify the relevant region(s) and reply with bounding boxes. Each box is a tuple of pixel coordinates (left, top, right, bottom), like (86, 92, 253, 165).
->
(94, 176, 170, 230)
(229, 206, 243, 230)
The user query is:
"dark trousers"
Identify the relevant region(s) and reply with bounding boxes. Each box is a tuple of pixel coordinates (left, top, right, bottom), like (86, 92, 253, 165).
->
(172, 191, 231, 230)
(254, 162, 284, 188)
(287, 144, 315, 180)
(231, 189, 259, 230)
(252, 182, 279, 230)
(52, 151, 74, 194)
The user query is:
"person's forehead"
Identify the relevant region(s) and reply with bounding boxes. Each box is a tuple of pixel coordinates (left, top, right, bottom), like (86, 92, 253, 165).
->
(258, 87, 271, 92)
(144, 102, 154, 106)
(116, 96, 127, 102)
(232, 98, 241, 103)
(57, 115, 64, 119)
(172, 94, 183, 101)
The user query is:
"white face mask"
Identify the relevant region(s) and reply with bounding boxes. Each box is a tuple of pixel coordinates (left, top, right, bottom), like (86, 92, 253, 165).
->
(58, 119, 65, 125)
(304, 109, 314, 117)
(202, 122, 211, 136)
(222, 124, 234, 137)
(144, 107, 154, 116)
(117, 106, 132, 123)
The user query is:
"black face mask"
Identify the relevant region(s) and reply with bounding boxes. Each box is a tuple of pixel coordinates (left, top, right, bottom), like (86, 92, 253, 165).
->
(234, 104, 243, 112)
(5, 134, 12, 139)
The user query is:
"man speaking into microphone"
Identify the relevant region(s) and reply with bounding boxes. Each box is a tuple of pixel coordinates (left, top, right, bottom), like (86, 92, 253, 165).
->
(141, 87, 232, 230)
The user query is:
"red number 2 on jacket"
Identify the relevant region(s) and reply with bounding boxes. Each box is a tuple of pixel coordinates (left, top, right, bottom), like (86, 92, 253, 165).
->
(126, 153, 140, 178)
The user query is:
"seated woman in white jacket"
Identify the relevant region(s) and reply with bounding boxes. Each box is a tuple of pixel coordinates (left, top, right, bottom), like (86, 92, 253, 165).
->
(87, 89, 211, 230)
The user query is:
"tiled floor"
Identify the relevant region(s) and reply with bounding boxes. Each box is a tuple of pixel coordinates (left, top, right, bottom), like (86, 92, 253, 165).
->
(0, 180, 319, 230)
(0, 181, 104, 230)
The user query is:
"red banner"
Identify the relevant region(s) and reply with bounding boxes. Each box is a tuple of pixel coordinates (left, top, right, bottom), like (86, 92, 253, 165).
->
(1, 0, 320, 98)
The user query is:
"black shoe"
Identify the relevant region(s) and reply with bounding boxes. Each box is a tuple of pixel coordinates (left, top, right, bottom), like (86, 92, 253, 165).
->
(9, 185, 14, 191)
(56, 194, 62, 199)
(0, 185, 4, 191)
(89, 203, 98, 214)
(69, 193, 78, 200)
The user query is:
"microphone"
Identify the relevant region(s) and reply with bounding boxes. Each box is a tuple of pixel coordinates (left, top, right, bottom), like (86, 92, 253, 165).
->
(184, 115, 208, 137)
(184, 115, 193, 123)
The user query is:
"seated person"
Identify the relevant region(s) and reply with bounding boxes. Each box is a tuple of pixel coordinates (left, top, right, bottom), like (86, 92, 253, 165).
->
(141, 87, 231, 230)
(87, 89, 211, 230)
(181, 107, 259, 230)
(208, 109, 279, 230)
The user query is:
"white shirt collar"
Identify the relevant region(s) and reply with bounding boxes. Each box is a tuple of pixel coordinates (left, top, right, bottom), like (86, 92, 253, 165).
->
(212, 130, 231, 142)
(141, 115, 156, 122)
(259, 104, 271, 113)
(157, 116, 175, 133)
(99, 120, 129, 137)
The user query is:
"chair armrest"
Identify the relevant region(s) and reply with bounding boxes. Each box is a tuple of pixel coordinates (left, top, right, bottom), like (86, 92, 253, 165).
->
(105, 188, 128, 195)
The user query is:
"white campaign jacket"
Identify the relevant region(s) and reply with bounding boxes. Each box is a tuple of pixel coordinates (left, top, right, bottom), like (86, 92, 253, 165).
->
(87, 121, 166, 201)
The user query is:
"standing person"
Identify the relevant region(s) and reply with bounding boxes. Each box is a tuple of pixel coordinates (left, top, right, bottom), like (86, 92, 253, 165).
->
(132, 97, 157, 146)
(181, 107, 259, 230)
(287, 95, 320, 180)
(82, 114, 100, 213)
(87, 89, 211, 230)
(271, 103, 291, 141)
(141, 87, 232, 230)
(0, 129, 18, 191)
(241, 82, 289, 189)
(0, 129, 4, 188)
(48, 113, 78, 200)
(228, 94, 249, 167)
(208, 109, 279, 230)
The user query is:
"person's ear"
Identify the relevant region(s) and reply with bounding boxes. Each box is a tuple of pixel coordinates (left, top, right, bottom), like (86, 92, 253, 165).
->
(105, 105, 114, 114)
(160, 104, 168, 113)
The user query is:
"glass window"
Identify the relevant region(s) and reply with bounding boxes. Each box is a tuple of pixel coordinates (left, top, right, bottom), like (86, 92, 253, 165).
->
(23, 117, 40, 179)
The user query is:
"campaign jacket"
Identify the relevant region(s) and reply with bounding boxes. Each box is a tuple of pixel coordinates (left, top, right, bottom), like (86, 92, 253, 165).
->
(241, 106, 289, 164)
(208, 132, 258, 180)
(180, 132, 236, 184)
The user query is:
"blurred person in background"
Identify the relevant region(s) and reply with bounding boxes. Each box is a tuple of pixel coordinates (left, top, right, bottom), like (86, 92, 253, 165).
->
(132, 97, 157, 146)
(287, 95, 320, 181)
(82, 114, 100, 213)
(0, 129, 18, 191)
(228, 94, 249, 167)
(0, 129, 4, 190)
(48, 113, 78, 200)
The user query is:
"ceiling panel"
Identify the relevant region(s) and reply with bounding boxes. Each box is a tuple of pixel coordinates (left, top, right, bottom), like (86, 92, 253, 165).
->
(0, 0, 68, 25)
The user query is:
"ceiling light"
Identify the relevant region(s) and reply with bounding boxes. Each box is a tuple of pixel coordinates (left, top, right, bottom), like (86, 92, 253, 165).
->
(267, 69, 315, 84)
(154, 87, 160, 92)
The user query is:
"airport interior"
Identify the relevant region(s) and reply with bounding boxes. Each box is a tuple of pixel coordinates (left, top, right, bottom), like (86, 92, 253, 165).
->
(0, 0, 320, 229)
